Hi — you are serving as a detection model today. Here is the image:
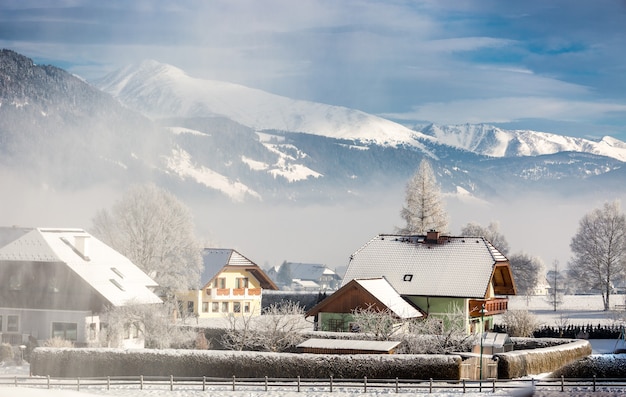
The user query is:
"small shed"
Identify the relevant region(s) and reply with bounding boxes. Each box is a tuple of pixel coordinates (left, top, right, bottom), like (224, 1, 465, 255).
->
(472, 332, 513, 354)
(297, 338, 402, 355)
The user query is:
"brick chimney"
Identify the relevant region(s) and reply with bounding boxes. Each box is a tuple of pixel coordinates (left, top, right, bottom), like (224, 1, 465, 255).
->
(426, 230, 440, 243)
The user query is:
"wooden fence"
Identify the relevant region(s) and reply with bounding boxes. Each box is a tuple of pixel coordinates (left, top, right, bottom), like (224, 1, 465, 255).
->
(2, 375, 626, 394)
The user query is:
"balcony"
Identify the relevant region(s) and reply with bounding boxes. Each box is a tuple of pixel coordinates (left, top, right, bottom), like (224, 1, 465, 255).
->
(468, 298, 508, 317)
(205, 288, 262, 300)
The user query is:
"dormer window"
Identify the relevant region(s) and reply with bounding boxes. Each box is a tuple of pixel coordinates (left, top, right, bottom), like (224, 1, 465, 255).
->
(111, 267, 124, 279)
(403, 274, 413, 282)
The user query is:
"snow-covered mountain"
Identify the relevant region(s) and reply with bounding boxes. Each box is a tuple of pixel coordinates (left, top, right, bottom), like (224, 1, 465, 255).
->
(1, 50, 625, 206)
(419, 124, 626, 162)
(96, 60, 430, 151)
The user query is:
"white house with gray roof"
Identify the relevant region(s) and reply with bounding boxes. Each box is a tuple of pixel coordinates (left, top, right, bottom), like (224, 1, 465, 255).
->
(334, 231, 516, 334)
(0, 227, 162, 347)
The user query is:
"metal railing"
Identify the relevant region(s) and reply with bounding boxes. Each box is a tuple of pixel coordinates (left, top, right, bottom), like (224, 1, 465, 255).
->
(1, 375, 626, 394)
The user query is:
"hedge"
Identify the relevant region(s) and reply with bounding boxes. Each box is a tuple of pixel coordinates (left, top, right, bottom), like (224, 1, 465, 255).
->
(495, 339, 592, 379)
(551, 354, 626, 378)
(31, 348, 462, 380)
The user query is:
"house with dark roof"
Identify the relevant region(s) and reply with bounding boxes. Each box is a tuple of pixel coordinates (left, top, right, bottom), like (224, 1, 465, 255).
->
(267, 262, 342, 291)
(177, 249, 278, 318)
(315, 231, 516, 334)
(0, 227, 162, 347)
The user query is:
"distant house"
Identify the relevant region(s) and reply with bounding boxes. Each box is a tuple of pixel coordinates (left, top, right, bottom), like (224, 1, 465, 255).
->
(0, 227, 162, 347)
(306, 277, 423, 332)
(326, 231, 516, 334)
(177, 249, 278, 318)
(267, 262, 342, 291)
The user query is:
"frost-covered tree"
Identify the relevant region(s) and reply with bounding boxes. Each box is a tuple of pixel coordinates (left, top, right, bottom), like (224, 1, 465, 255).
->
(546, 260, 565, 311)
(351, 304, 400, 341)
(460, 221, 510, 255)
(91, 183, 203, 298)
(568, 200, 626, 311)
(508, 252, 542, 298)
(398, 159, 448, 234)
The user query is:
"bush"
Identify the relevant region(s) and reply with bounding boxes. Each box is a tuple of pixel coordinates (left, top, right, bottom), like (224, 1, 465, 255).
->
(552, 354, 626, 378)
(42, 337, 73, 348)
(31, 348, 462, 380)
(0, 344, 13, 362)
(499, 310, 540, 337)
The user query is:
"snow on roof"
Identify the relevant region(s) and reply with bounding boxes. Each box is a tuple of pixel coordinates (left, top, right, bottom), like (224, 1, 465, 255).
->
(297, 338, 401, 352)
(200, 248, 278, 290)
(355, 278, 422, 319)
(343, 234, 509, 299)
(286, 262, 340, 281)
(0, 227, 161, 306)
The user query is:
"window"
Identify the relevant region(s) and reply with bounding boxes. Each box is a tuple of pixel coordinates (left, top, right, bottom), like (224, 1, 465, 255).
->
(214, 277, 226, 288)
(187, 301, 194, 313)
(212, 302, 219, 312)
(109, 279, 125, 291)
(202, 302, 209, 312)
(0, 315, 3, 332)
(52, 322, 77, 341)
(233, 302, 241, 313)
(403, 274, 413, 282)
(9, 273, 22, 290)
(327, 318, 344, 332)
(236, 278, 249, 289)
(221, 302, 229, 313)
(7, 315, 19, 332)
(244, 302, 250, 313)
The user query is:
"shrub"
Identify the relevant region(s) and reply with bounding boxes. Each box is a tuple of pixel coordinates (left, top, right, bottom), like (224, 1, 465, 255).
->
(0, 344, 13, 362)
(552, 354, 626, 378)
(42, 337, 73, 348)
(499, 310, 540, 337)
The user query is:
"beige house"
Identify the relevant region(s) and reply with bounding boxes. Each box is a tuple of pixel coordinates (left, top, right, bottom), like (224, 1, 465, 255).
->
(178, 249, 278, 318)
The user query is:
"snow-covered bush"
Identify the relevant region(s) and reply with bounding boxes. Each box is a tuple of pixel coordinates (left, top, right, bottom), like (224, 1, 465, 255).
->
(31, 348, 462, 379)
(499, 309, 540, 337)
(43, 337, 73, 348)
(0, 343, 13, 362)
(551, 354, 626, 378)
(495, 339, 592, 378)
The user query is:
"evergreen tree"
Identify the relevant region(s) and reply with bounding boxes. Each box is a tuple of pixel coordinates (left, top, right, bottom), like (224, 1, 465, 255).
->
(398, 159, 448, 234)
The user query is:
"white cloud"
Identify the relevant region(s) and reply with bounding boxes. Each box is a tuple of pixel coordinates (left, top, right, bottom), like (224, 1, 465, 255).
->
(384, 97, 626, 125)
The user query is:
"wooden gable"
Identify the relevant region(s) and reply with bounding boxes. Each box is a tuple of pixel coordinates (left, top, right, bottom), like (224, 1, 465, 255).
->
(307, 279, 392, 317)
(491, 262, 517, 295)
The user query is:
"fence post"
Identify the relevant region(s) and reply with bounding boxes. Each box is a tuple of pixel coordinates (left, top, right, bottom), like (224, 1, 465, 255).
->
(364, 376, 367, 393)
(396, 377, 399, 393)
(492, 378, 495, 392)
(170, 375, 173, 391)
(47, 375, 50, 389)
(265, 376, 268, 391)
(14, 376, 17, 387)
(429, 378, 433, 393)
(77, 377, 80, 391)
(203, 376, 206, 391)
(140, 375, 144, 390)
(107, 376, 110, 390)
(561, 375, 564, 392)
(330, 375, 333, 392)
(297, 376, 301, 392)
(593, 375, 596, 392)
(462, 379, 466, 393)
(232, 375, 236, 391)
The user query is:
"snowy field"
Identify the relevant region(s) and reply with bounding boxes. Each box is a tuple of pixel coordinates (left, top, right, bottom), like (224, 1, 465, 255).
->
(2, 294, 626, 396)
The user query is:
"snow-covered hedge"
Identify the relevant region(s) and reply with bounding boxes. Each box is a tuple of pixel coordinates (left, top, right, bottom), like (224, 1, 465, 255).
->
(31, 348, 461, 379)
(495, 339, 591, 379)
(551, 354, 626, 378)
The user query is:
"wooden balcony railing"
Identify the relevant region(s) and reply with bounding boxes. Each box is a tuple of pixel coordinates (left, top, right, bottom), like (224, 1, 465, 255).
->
(204, 288, 262, 299)
(468, 298, 508, 317)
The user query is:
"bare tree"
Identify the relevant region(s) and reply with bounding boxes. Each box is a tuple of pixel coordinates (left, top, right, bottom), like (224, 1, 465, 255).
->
(398, 159, 449, 234)
(508, 252, 542, 299)
(351, 303, 402, 341)
(545, 260, 565, 311)
(91, 183, 204, 298)
(499, 309, 540, 337)
(460, 221, 510, 255)
(101, 301, 196, 349)
(221, 301, 308, 352)
(401, 303, 476, 354)
(568, 200, 626, 311)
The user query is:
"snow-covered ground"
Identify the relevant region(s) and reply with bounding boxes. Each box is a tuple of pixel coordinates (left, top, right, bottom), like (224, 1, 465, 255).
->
(2, 294, 625, 396)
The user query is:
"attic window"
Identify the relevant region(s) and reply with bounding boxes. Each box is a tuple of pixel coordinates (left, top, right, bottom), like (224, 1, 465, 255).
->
(109, 279, 125, 291)
(403, 274, 413, 282)
(111, 267, 124, 279)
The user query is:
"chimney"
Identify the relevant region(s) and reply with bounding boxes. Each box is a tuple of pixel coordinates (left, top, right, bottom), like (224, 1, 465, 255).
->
(426, 230, 440, 243)
(74, 235, 90, 260)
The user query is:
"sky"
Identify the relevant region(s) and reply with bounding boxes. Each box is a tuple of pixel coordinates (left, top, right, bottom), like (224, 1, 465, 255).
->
(1, 0, 626, 141)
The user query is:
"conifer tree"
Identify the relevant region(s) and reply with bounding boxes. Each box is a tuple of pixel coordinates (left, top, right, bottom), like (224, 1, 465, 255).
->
(398, 159, 449, 234)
